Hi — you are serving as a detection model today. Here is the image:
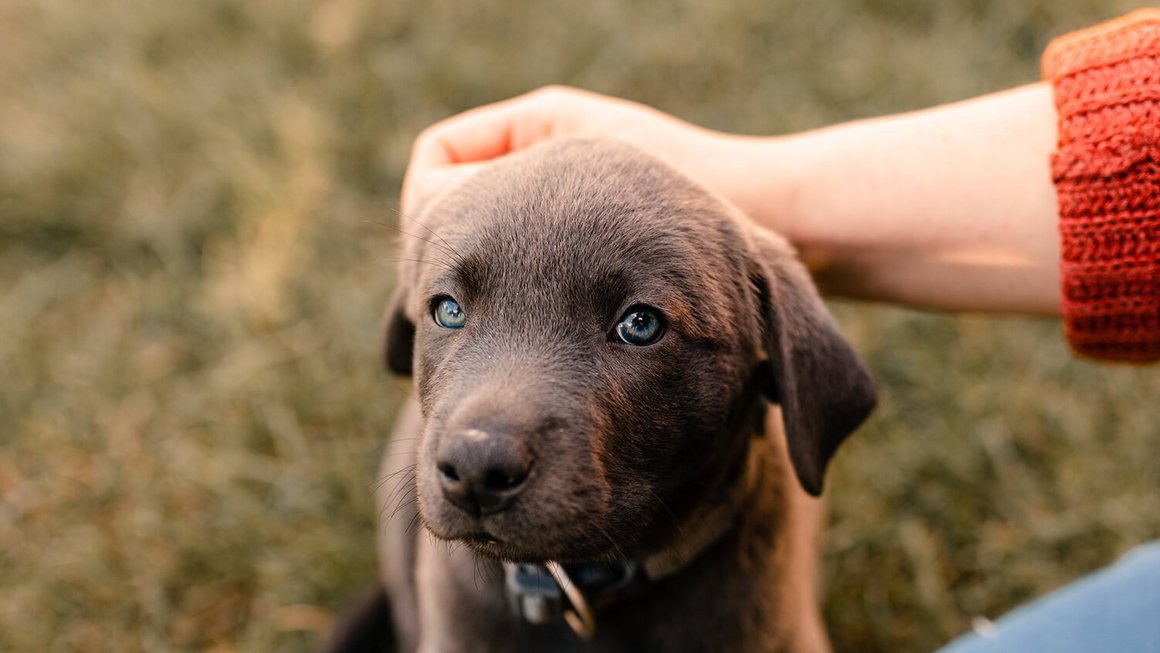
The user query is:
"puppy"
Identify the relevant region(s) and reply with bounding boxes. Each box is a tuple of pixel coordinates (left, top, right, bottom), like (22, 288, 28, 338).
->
(330, 138, 875, 653)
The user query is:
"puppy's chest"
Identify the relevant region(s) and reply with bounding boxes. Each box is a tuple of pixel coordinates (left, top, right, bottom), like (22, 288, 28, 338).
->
(417, 535, 783, 653)
(423, 591, 772, 653)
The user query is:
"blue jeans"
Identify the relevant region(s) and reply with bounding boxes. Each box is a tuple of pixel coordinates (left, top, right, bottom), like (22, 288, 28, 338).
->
(939, 542, 1160, 653)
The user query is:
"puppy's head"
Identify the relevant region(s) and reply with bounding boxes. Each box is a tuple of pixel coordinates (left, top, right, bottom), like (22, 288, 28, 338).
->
(383, 139, 874, 563)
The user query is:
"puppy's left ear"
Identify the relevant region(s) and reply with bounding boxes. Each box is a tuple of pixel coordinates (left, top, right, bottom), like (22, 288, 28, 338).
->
(748, 229, 876, 496)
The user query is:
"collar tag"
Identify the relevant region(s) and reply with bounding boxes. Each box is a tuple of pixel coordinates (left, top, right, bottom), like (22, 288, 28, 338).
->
(504, 560, 642, 639)
(504, 563, 564, 625)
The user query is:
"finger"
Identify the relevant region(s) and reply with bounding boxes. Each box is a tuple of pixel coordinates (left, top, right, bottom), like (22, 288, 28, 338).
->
(410, 97, 531, 171)
(409, 86, 577, 173)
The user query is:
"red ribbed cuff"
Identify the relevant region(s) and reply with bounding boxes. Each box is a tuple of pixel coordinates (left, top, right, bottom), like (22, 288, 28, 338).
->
(1043, 9, 1160, 362)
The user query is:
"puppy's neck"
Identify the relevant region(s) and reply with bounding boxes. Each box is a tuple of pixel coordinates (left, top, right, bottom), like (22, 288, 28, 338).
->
(643, 429, 766, 580)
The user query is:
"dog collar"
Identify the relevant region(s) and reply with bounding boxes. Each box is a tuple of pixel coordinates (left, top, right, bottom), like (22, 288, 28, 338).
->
(503, 443, 762, 639)
(503, 560, 641, 639)
(502, 509, 736, 640)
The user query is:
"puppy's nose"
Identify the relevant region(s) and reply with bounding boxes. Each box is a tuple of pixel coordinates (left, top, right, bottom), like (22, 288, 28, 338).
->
(435, 429, 533, 517)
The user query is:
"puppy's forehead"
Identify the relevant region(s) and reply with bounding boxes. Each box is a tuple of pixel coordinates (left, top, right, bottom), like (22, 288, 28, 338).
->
(449, 201, 703, 284)
(422, 139, 745, 301)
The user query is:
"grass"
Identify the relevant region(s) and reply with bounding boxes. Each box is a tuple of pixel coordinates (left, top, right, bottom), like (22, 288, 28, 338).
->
(1, 1, 1156, 651)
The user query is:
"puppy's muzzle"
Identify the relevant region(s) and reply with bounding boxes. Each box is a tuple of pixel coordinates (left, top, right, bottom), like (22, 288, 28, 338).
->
(436, 429, 534, 517)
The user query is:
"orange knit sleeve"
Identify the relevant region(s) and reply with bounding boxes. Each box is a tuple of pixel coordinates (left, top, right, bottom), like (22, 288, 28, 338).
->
(1042, 9, 1160, 362)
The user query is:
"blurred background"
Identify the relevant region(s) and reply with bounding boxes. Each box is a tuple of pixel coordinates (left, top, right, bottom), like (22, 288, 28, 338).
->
(1, 0, 1156, 651)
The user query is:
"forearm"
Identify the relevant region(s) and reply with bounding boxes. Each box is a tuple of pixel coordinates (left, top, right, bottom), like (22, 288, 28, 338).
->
(719, 83, 1061, 315)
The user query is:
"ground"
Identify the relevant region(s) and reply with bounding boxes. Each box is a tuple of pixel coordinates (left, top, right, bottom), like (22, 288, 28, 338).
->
(1, 1, 1156, 651)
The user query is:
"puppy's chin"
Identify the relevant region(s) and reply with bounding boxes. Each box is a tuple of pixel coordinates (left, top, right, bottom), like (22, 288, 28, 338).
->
(420, 499, 644, 564)
(440, 532, 623, 565)
(422, 516, 629, 563)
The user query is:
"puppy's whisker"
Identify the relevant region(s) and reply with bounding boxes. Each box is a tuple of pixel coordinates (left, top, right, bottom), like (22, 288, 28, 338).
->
(363, 216, 460, 268)
(380, 496, 418, 528)
(368, 216, 465, 269)
(404, 510, 424, 537)
(368, 436, 416, 461)
(373, 449, 420, 459)
(594, 523, 628, 564)
(368, 234, 460, 273)
(376, 493, 417, 537)
(374, 457, 419, 477)
(644, 486, 685, 540)
(377, 472, 417, 524)
(371, 216, 466, 273)
(482, 560, 503, 584)
(376, 256, 456, 275)
(390, 206, 466, 268)
(382, 475, 419, 524)
(391, 381, 421, 405)
(377, 498, 402, 528)
(380, 479, 415, 519)
(371, 463, 417, 493)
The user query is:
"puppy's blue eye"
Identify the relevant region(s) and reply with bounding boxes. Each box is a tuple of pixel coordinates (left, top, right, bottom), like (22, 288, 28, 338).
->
(615, 307, 664, 346)
(433, 298, 466, 329)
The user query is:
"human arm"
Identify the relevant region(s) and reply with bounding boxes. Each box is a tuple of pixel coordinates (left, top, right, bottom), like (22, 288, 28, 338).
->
(730, 83, 1061, 314)
(403, 84, 1061, 315)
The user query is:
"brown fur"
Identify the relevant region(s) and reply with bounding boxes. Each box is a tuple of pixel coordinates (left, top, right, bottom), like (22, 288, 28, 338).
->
(326, 139, 875, 653)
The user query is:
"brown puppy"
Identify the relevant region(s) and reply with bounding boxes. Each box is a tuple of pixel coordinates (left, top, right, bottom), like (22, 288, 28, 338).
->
(330, 139, 875, 653)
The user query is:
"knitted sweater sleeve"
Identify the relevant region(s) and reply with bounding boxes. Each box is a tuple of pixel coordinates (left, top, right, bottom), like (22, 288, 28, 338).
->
(1042, 9, 1160, 362)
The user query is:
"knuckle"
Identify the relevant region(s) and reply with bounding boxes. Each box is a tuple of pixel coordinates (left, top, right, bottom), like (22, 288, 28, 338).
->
(529, 84, 575, 105)
(411, 124, 443, 154)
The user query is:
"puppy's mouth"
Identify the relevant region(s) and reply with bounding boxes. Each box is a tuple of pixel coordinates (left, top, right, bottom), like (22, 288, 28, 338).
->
(449, 529, 540, 561)
(431, 522, 629, 564)
(453, 530, 548, 562)
(427, 524, 510, 555)
(463, 531, 502, 546)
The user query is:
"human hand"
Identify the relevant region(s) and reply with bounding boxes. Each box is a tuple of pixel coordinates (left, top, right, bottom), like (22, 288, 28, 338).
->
(400, 83, 1066, 317)
(402, 86, 740, 215)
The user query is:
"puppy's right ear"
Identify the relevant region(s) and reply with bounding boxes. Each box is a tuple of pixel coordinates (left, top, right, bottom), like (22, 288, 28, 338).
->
(380, 203, 426, 377)
(381, 164, 478, 376)
(381, 286, 414, 375)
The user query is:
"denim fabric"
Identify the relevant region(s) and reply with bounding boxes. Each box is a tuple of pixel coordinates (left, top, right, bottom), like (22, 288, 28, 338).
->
(939, 542, 1160, 653)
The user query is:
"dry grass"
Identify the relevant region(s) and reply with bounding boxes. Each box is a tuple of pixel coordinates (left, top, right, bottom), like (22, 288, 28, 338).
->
(1, 1, 1156, 651)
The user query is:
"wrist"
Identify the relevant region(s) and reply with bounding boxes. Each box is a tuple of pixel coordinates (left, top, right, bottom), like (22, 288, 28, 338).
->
(699, 133, 830, 268)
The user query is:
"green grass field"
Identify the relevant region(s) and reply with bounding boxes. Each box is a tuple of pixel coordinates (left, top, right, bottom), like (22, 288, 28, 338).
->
(2, 1, 1156, 651)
